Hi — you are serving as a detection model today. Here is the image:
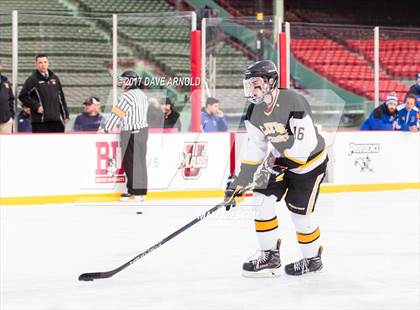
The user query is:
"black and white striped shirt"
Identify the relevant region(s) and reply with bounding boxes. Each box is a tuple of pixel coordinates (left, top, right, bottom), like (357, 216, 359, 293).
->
(104, 88, 148, 132)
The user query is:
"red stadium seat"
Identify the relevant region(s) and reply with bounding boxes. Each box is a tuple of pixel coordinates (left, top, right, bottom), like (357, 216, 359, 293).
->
(292, 39, 416, 99)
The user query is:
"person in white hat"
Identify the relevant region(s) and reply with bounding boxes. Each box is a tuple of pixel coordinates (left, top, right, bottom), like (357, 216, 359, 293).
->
(360, 92, 399, 130)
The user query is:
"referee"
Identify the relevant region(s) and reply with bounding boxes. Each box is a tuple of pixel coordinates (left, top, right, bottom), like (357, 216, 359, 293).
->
(104, 71, 148, 202)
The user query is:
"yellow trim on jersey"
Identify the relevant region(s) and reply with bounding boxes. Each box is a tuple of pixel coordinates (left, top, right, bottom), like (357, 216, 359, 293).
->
(255, 217, 279, 232)
(297, 227, 320, 244)
(292, 151, 326, 171)
(283, 149, 306, 165)
(275, 173, 285, 182)
(241, 160, 262, 166)
(263, 102, 276, 116)
(112, 106, 126, 118)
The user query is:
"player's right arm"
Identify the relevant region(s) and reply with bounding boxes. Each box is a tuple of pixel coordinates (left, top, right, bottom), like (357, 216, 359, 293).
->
(236, 119, 269, 185)
(224, 119, 268, 210)
(18, 76, 40, 113)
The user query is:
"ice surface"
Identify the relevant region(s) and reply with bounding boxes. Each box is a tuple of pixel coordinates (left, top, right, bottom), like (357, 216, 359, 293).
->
(1, 190, 419, 310)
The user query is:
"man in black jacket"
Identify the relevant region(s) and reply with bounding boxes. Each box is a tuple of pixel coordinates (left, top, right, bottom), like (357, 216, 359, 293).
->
(162, 97, 181, 131)
(0, 61, 15, 134)
(19, 54, 69, 133)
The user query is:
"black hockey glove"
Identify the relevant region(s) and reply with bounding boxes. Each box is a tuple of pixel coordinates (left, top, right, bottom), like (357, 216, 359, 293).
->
(224, 175, 247, 211)
(254, 155, 287, 188)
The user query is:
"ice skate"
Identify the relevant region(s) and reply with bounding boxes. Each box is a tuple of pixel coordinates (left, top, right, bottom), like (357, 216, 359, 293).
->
(133, 195, 144, 202)
(285, 246, 323, 276)
(242, 239, 281, 278)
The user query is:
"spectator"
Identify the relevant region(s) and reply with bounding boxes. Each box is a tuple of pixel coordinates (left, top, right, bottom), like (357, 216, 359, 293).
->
(17, 105, 32, 132)
(162, 98, 181, 131)
(0, 60, 15, 134)
(396, 94, 418, 132)
(360, 92, 399, 131)
(201, 97, 228, 132)
(19, 54, 69, 133)
(147, 97, 164, 128)
(405, 73, 420, 108)
(73, 96, 104, 132)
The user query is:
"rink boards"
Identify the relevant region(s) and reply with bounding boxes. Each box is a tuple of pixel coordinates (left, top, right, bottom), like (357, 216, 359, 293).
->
(0, 131, 419, 204)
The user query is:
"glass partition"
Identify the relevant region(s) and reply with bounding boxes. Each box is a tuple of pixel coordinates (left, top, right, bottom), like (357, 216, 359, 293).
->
(290, 23, 374, 128)
(116, 12, 192, 131)
(379, 27, 420, 103)
(16, 13, 113, 131)
(6, 12, 418, 132)
(205, 16, 277, 131)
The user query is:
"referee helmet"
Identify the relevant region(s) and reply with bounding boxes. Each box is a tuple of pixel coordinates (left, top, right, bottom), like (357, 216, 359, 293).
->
(119, 70, 141, 90)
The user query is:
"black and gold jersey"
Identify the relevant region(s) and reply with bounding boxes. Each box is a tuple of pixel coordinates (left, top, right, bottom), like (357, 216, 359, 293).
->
(237, 89, 326, 185)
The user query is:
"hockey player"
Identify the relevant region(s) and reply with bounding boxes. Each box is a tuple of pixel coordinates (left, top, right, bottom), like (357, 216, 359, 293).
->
(224, 60, 326, 277)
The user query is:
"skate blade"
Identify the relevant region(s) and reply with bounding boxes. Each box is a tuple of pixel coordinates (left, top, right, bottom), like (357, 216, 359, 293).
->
(285, 267, 324, 276)
(242, 267, 282, 278)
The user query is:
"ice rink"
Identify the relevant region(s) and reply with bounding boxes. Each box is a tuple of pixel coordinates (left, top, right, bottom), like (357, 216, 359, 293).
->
(1, 190, 419, 310)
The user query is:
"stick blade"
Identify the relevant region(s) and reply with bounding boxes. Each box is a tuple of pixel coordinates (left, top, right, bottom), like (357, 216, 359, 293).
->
(78, 272, 105, 281)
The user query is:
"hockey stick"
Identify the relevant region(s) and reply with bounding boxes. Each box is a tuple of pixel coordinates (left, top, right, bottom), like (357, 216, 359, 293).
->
(78, 184, 253, 281)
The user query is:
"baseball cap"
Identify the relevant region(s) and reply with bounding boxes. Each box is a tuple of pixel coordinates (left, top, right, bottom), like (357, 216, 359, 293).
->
(83, 96, 100, 105)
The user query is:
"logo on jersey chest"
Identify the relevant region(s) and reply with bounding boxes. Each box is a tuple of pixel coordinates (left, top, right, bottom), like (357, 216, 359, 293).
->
(259, 122, 289, 143)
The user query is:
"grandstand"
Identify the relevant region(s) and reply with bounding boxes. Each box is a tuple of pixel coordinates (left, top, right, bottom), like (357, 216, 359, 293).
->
(0, 6, 118, 111)
(0, 0, 419, 128)
(1, 0, 251, 117)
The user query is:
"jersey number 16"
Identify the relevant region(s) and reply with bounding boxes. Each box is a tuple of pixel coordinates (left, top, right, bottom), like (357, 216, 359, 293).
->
(294, 126, 305, 140)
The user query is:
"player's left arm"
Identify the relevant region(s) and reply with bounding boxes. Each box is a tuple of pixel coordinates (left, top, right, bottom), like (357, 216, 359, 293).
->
(216, 116, 228, 132)
(274, 96, 319, 169)
(282, 115, 318, 166)
(103, 93, 132, 132)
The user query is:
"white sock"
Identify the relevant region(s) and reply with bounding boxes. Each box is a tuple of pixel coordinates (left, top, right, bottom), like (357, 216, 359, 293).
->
(290, 212, 321, 258)
(252, 192, 279, 251)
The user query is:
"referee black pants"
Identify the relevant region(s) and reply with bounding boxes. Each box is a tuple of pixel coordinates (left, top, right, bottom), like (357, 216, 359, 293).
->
(120, 128, 148, 196)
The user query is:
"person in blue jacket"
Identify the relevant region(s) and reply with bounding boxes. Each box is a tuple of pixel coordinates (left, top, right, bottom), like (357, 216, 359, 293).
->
(201, 97, 228, 132)
(73, 96, 104, 132)
(397, 94, 418, 132)
(360, 92, 399, 131)
(17, 105, 32, 132)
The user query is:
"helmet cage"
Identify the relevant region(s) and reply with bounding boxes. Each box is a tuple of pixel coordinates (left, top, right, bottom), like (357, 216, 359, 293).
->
(243, 75, 277, 104)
